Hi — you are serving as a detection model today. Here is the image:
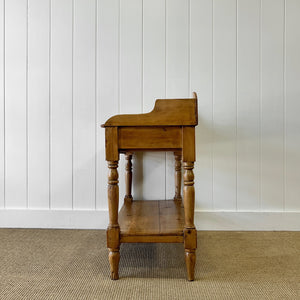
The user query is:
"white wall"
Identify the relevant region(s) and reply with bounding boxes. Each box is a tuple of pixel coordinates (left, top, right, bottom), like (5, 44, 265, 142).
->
(0, 0, 300, 230)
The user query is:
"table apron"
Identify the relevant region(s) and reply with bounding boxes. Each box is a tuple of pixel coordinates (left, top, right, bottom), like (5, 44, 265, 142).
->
(118, 126, 182, 150)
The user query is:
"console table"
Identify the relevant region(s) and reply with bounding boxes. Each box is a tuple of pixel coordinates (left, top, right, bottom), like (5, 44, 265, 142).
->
(102, 92, 198, 281)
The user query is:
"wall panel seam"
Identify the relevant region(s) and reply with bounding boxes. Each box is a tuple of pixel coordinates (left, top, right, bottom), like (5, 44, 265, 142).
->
(71, 0, 74, 210)
(235, 0, 238, 211)
(3, 0, 5, 208)
(49, 0, 52, 210)
(211, 0, 214, 210)
(26, 0, 29, 209)
(283, 0, 286, 212)
(259, 0, 262, 212)
(95, 0, 97, 210)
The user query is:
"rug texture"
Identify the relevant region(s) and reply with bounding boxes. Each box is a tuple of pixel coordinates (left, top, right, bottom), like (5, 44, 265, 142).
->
(0, 229, 299, 299)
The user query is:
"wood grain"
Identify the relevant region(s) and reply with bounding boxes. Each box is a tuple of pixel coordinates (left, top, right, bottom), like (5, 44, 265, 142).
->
(124, 153, 133, 203)
(119, 200, 185, 238)
(121, 235, 183, 243)
(107, 161, 119, 228)
(108, 250, 120, 280)
(102, 98, 197, 127)
(119, 200, 160, 235)
(173, 152, 182, 201)
(159, 200, 185, 234)
(104, 95, 197, 280)
(119, 127, 182, 150)
(183, 162, 195, 229)
(182, 127, 196, 162)
(105, 127, 119, 161)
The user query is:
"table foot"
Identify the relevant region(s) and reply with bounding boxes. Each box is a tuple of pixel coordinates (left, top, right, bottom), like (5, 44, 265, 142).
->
(184, 227, 197, 281)
(109, 249, 120, 280)
(185, 250, 196, 281)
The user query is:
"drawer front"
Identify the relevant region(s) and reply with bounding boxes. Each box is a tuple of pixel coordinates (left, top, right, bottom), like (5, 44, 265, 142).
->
(118, 126, 182, 150)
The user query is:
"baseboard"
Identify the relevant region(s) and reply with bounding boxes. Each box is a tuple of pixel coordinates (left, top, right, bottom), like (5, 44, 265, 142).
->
(0, 209, 109, 229)
(195, 211, 300, 231)
(0, 209, 299, 230)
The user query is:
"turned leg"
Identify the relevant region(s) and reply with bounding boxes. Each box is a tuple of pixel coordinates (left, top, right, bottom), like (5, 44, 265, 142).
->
(107, 161, 120, 280)
(124, 153, 133, 203)
(174, 151, 182, 202)
(183, 161, 197, 281)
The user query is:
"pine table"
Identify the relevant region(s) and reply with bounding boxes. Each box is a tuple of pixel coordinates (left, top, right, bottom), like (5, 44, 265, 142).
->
(102, 92, 198, 281)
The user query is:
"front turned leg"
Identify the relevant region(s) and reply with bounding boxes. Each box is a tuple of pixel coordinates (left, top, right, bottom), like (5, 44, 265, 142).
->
(174, 152, 182, 202)
(183, 162, 197, 281)
(124, 153, 133, 203)
(107, 161, 120, 280)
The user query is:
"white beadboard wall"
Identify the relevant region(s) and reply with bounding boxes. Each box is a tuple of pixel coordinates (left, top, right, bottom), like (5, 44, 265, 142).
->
(0, 0, 300, 230)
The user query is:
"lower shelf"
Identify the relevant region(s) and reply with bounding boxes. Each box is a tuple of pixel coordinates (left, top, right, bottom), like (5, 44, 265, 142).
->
(119, 200, 185, 243)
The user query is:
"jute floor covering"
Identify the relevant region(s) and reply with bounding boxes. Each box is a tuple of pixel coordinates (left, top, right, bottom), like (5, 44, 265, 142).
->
(0, 229, 299, 299)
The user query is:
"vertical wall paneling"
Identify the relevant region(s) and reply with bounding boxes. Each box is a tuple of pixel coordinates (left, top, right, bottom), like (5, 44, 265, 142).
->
(212, 0, 237, 210)
(0, 0, 4, 208)
(120, 0, 143, 200)
(50, 0, 73, 209)
(236, 0, 260, 210)
(165, 0, 189, 199)
(142, 0, 166, 200)
(4, 0, 27, 208)
(166, 0, 189, 98)
(261, 0, 284, 211)
(1, 0, 300, 228)
(190, 0, 213, 210)
(285, 0, 300, 211)
(27, 0, 50, 208)
(97, 0, 119, 209)
(119, 0, 142, 115)
(73, 0, 96, 209)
